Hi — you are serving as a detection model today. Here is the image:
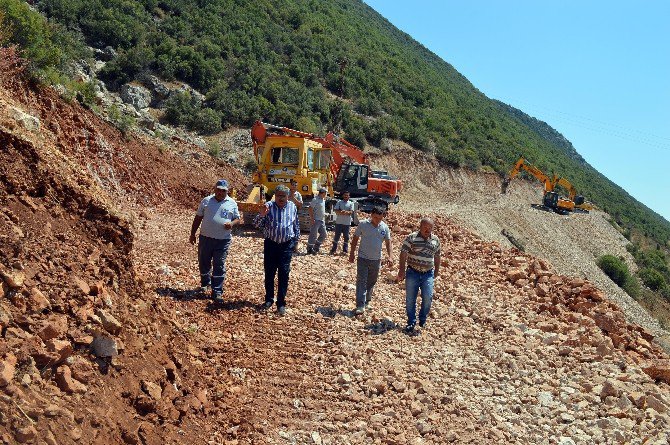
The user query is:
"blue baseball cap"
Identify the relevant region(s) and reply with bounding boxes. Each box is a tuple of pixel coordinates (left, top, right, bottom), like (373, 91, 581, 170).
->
(215, 179, 229, 190)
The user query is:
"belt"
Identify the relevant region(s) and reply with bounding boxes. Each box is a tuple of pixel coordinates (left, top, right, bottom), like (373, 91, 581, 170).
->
(407, 266, 433, 274)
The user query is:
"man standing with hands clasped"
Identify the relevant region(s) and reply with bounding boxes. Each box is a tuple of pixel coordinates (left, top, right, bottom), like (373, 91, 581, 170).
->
(189, 179, 240, 303)
(349, 206, 392, 315)
(397, 217, 441, 333)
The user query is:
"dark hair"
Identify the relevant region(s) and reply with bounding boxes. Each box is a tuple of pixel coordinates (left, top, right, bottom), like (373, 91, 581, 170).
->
(371, 206, 386, 215)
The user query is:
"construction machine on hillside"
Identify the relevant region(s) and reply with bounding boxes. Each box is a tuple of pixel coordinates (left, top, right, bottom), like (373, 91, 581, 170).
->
(552, 176, 593, 213)
(238, 121, 402, 229)
(502, 157, 579, 215)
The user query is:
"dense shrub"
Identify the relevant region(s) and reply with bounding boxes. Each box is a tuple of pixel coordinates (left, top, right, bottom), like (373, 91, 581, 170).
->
(597, 255, 631, 287)
(638, 268, 667, 292)
(163, 91, 197, 126)
(0, 0, 87, 76)
(189, 107, 221, 135)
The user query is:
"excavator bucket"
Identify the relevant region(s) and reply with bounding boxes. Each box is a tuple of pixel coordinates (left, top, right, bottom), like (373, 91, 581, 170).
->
(501, 177, 511, 194)
(239, 184, 267, 224)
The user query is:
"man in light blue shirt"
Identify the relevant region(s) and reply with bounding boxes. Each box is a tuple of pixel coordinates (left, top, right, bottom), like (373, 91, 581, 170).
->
(348, 206, 392, 314)
(307, 187, 328, 254)
(189, 179, 240, 302)
(330, 191, 355, 254)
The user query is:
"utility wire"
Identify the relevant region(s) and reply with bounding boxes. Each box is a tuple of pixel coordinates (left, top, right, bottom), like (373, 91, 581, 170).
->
(497, 97, 670, 151)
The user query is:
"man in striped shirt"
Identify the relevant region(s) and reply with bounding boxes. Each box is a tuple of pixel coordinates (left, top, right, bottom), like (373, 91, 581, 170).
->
(397, 217, 441, 333)
(254, 185, 301, 315)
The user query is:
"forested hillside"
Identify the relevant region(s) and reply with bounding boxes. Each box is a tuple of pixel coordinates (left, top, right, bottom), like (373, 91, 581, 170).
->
(3, 0, 669, 245)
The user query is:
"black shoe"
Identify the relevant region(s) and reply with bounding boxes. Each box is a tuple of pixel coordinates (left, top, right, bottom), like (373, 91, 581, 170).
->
(419, 320, 426, 328)
(329, 248, 337, 255)
(262, 301, 273, 310)
(277, 305, 287, 316)
(405, 323, 416, 333)
(213, 294, 224, 303)
(306, 246, 314, 255)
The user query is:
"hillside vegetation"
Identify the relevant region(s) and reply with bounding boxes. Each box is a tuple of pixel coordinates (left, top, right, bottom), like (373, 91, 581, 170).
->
(3, 0, 670, 246)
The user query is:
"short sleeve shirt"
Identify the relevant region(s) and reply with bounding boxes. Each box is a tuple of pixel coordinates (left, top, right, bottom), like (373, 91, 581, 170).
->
(354, 220, 391, 260)
(401, 231, 441, 272)
(311, 196, 326, 221)
(334, 199, 355, 226)
(196, 195, 240, 240)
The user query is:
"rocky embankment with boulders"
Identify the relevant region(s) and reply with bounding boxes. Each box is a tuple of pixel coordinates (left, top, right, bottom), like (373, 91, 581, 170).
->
(373, 145, 667, 342)
(1, 63, 670, 444)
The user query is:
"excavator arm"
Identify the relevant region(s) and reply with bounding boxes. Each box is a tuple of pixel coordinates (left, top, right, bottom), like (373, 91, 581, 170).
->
(502, 157, 553, 193)
(553, 177, 577, 201)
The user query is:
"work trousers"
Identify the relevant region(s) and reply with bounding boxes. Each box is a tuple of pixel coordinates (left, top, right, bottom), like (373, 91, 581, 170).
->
(264, 238, 295, 307)
(331, 224, 350, 253)
(307, 220, 327, 249)
(198, 235, 231, 298)
(355, 257, 381, 308)
(405, 267, 435, 325)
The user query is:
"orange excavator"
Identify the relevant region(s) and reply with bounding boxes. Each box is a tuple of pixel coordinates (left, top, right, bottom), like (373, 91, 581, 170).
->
(502, 157, 576, 215)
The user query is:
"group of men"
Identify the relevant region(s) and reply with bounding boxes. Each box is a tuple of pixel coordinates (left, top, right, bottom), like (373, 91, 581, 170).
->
(190, 179, 441, 332)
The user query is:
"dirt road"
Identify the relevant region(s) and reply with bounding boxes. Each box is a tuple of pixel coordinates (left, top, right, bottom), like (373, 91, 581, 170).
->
(131, 209, 670, 444)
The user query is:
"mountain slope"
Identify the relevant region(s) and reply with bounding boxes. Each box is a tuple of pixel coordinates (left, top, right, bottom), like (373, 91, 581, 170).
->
(9, 0, 670, 244)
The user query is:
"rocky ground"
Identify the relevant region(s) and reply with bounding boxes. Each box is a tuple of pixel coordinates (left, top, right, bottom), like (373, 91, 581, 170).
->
(1, 61, 670, 444)
(373, 146, 667, 341)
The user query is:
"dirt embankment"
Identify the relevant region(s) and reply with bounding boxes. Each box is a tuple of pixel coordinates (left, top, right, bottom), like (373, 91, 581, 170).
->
(0, 67, 246, 444)
(371, 144, 665, 338)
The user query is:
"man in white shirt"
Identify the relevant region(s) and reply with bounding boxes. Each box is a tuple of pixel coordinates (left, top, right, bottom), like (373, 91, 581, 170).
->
(307, 187, 328, 254)
(189, 179, 240, 302)
(330, 191, 355, 254)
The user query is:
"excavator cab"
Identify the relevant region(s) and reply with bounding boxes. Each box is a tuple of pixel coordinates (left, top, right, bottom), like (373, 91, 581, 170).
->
(335, 163, 369, 196)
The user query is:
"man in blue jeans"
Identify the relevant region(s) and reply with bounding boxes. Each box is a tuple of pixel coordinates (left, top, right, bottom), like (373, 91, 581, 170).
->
(348, 207, 393, 315)
(330, 191, 355, 255)
(397, 217, 441, 333)
(189, 179, 240, 302)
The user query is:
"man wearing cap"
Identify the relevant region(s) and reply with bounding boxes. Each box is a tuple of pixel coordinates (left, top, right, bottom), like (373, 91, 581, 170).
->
(307, 187, 328, 254)
(254, 184, 301, 315)
(189, 179, 240, 302)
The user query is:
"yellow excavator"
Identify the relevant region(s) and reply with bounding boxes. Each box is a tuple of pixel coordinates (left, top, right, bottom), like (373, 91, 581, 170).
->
(552, 176, 593, 213)
(502, 157, 577, 215)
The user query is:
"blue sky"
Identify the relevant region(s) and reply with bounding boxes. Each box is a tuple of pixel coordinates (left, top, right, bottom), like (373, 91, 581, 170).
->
(365, 0, 670, 221)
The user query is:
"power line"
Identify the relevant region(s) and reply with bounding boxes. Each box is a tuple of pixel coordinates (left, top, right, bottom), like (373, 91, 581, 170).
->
(496, 97, 670, 151)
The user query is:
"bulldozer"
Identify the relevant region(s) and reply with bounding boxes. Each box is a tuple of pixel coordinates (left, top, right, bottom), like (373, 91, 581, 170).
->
(238, 121, 402, 230)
